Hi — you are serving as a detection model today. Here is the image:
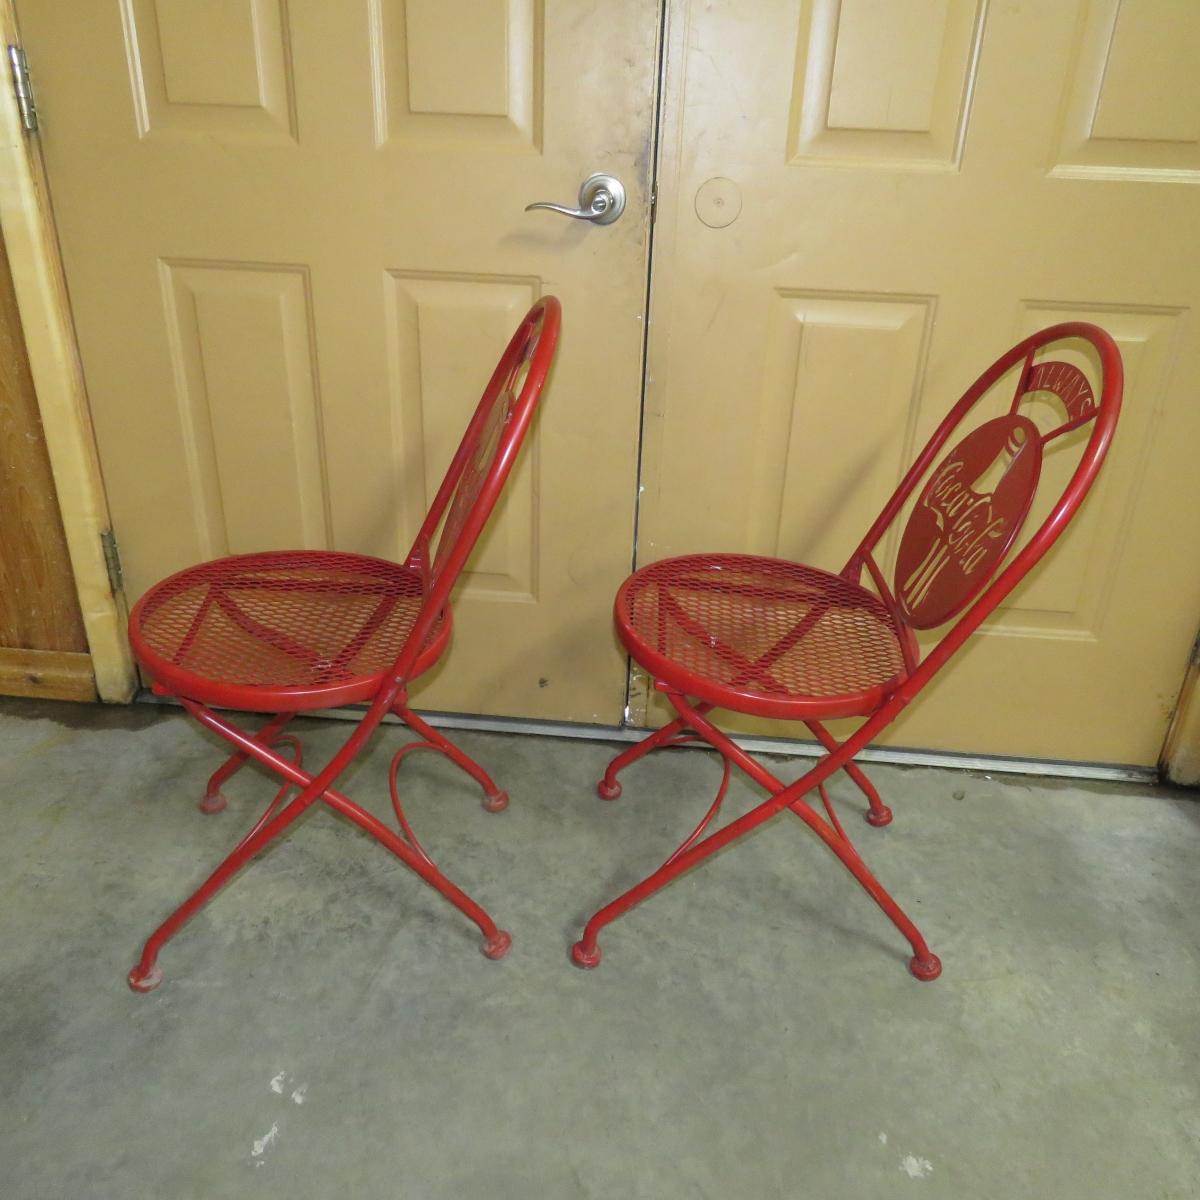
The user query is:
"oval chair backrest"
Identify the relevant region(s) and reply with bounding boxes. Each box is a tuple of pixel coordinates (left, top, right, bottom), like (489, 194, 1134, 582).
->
(389, 296, 561, 686)
(849, 322, 1122, 685)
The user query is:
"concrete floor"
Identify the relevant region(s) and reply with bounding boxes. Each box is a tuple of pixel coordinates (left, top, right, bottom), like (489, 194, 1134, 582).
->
(0, 697, 1197, 1199)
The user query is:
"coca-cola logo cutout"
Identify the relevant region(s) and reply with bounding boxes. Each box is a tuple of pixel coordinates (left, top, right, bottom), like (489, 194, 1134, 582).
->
(895, 414, 1043, 629)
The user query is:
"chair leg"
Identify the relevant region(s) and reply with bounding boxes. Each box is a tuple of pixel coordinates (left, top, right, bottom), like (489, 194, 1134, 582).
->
(131, 756, 512, 993)
(805, 720, 892, 827)
(573, 784, 939, 980)
(319, 788, 511, 960)
(128, 788, 313, 992)
(575, 693, 939, 980)
(131, 699, 511, 993)
(785, 802, 940, 980)
(212, 707, 512, 952)
(200, 713, 294, 814)
(596, 703, 715, 800)
(571, 809, 726, 968)
(394, 706, 509, 812)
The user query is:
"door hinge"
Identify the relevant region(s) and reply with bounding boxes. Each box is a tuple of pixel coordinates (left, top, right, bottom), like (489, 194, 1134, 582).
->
(7, 45, 38, 134)
(649, 181, 658, 225)
(100, 529, 124, 597)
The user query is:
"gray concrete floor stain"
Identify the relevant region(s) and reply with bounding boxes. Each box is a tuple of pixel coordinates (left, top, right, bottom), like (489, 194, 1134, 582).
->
(0, 698, 1197, 1199)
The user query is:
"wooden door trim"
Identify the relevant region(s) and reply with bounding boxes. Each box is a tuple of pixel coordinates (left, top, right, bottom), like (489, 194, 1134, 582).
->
(1, 0, 135, 701)
(1162, 637, 1200, 786)
(0, 647, 95, 701)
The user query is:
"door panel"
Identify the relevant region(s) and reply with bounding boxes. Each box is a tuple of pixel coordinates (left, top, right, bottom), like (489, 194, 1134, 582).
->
(787, 0, 984, 168)
(642, 0, 1200, 764)
(20, 0, 658, 722)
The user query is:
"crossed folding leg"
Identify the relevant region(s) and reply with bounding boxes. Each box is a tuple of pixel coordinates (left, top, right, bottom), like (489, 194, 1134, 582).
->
(128, 691, 514, 992)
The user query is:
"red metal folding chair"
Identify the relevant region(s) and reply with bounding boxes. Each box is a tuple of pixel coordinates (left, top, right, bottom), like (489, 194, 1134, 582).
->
(574, 323, 1122, 980)
(126, 296, 561, 992)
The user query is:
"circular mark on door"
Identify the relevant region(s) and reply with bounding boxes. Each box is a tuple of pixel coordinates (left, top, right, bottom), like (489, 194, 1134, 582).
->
(695, 177, 742, 228)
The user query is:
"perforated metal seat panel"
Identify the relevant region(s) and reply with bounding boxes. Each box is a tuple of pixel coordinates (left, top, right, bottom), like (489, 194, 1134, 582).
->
(615, 554, 910, 719)
(129, 551, 448, 710)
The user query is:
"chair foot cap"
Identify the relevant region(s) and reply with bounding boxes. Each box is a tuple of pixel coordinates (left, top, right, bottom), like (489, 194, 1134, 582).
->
(596, 779, 622, 801)
(909, 953, 942, 982)
(483, 790, 510, 813)
(482, 931, 512, 960)
(128, 964, 163, 993)
(199, 791, 227, 815)
(865, 806, 893, 827)
(571, 941, 602, 969)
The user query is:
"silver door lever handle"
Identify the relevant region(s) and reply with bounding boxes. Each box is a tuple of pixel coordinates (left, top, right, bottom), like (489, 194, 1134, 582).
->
(525, 173, 626, 226)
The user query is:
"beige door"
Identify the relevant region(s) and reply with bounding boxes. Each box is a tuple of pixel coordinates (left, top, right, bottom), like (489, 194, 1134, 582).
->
(640, 0, 1200, 765)
(18, 0, 658, 722)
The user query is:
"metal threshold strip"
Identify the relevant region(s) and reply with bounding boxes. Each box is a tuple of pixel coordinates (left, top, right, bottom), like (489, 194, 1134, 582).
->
(134, 691, 1156, 784)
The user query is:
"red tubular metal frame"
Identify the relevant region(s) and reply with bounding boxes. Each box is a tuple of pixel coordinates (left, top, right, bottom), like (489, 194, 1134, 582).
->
(577, 322, 1123, 980)
(126, 297, 560, 992)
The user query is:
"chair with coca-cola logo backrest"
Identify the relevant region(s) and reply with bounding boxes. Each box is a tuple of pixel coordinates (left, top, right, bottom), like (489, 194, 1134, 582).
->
(572, 322, 1121, 980)
(127, 297, 560, 992)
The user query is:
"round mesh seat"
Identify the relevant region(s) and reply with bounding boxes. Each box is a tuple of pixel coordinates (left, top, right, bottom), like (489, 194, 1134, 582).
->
(615, 554, 912, 719)
(130, 551, 450, 711)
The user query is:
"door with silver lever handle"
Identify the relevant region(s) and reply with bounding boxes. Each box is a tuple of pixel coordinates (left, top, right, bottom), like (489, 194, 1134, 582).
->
(525, 173, 626, 225)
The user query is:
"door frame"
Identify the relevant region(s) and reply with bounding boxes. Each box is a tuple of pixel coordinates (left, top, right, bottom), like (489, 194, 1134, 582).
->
(1, 0, 135, 701)
(1162, 642, 1200, 785)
